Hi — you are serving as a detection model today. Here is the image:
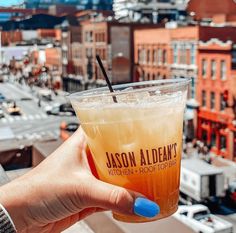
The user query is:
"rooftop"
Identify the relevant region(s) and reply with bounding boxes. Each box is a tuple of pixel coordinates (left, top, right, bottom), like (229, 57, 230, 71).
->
(182, 159, 223, 175)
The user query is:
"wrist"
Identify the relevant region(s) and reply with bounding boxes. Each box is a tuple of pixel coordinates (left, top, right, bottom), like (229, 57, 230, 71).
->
(0, 180, 32, 232)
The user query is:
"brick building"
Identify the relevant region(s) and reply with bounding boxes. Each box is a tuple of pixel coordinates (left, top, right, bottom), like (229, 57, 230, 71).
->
(37, 29, 61, 41)
(134, 25, 236, 160)
(187, 0, 236, 24)
(1, 30, 22, 46)
(80, 17, 158, 84)
(134, 26, 198, 98)
(197, 39, 236, 161)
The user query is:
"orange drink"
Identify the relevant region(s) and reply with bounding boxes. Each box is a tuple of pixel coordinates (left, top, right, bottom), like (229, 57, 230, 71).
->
(70, 79, 189, 223)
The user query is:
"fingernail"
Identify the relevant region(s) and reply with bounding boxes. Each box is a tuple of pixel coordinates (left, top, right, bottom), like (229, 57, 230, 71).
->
(134, 197, 160, 218)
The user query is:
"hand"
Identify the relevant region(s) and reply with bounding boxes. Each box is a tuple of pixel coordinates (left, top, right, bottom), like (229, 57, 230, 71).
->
(0, 128, 158, 233)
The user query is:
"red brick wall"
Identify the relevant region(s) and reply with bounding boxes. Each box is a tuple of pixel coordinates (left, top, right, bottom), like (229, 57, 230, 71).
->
(45, 47, 62, 70)
(188, 0, 236, 22)
(197, 41, 235, 160)
(37, 29, 61, 41)
(134, 28, 171, 81)
(1, 31, 22, 46)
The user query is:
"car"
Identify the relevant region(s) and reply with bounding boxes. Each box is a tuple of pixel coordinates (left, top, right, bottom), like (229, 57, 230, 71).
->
(0, 108, 4, 118)
(7, 106, 21, 115)
(37, 89, 53, 101)
(0, 93, 5, 102)
(46, 106, 72, 116)
(60, 121, 79, 140)
(60, 122, 79, 132)
(173, 205, 233, 233)
(59, 103, 76, 115)
(46, 103, 75, 116)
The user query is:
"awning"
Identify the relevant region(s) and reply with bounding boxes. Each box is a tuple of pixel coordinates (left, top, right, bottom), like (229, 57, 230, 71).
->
(184, 109, 194, 121)
(186, 98, 199, 109)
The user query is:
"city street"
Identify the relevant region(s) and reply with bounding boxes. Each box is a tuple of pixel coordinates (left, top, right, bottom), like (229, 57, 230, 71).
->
(0, 82, 77, 141)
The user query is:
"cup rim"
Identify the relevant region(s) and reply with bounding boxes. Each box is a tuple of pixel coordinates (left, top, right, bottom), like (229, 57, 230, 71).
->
(69, 78, 191, 100)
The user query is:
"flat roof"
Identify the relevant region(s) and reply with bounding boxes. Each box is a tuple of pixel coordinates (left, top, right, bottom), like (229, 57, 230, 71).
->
(181, 159, 223, 175)
(33, 139, 63, 158)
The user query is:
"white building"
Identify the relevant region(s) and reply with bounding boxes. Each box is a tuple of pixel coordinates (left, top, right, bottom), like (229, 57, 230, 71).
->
(113, 0, 189, 23)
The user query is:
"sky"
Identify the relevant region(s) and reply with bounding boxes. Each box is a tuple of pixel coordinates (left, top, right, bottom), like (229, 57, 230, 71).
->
(0, 0, 23, 7)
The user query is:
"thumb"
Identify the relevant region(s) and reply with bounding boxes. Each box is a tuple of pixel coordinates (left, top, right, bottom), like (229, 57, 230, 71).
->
(84, 177, 160, 218)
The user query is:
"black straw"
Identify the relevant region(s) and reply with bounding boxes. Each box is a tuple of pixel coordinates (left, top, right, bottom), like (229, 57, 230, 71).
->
(96, 55, 117, 103)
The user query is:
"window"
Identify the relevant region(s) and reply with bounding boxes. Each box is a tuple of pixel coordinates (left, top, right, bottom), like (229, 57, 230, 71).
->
(232, 50, 236, 69)
(155, 49, 158, 64)
(220, 135, 227, 150)
(163, 50, 167, 65)
(211, 60, 216, 79)
(180, 44, 186, 64)
(140, 49, 146, 64)
(85, 31, 93, 42)
(210, 92, 215, 110)
(152, 73, 155, 80)
(211, 131, 216, 147)
(173, 44, 178, 64)
(193, 211, 210, 221)
(191, 77, 195, 98)
(146, 73, 150, 80)
(180, 211, 188, 216)
(202, 59, 207, 77)
(143, 49, 147, 64)
(86, 48, 92, 57)
(158, 48, 162, 65)
(220, 60, 226, 80)
(190, 44, 196, 65)
(147, 49, 150, 64)
(152, 50, 156, 64)
(138, 49, 141, 63)
(220, 93, 226, 111)
(202, 90, 206, 107)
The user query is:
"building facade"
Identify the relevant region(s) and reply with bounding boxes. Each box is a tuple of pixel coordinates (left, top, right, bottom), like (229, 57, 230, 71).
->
(113, 0, 188, 23)
(197, 39, 236, 160)
(187, 0, 236, 24)
(133, 25, 236, 160)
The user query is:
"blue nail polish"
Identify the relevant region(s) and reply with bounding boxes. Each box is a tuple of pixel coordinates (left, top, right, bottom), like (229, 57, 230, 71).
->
(134, 197, 160, 218)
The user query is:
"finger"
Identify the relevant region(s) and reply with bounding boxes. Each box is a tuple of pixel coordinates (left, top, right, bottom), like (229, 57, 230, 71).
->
(69, 127, 86, 148)
(84, 178, 140, 216)
(83, 177, 160, 218)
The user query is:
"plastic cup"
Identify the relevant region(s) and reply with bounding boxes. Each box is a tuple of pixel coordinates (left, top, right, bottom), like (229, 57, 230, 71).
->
(70, 78, 190, 223)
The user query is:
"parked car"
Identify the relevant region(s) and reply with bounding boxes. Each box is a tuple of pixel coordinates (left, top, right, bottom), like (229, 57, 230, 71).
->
(0, 108, 4, 118)
(59, 103, 76, 115)
(37, 89, 52, 101)
(0, 93, 5, 102)
(60, 122, 79, 132)
(174, 205, 233, 233)
(60, 121, 79, 140)
(46, 103, 75, 116)
(7, 106, 21, 115)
